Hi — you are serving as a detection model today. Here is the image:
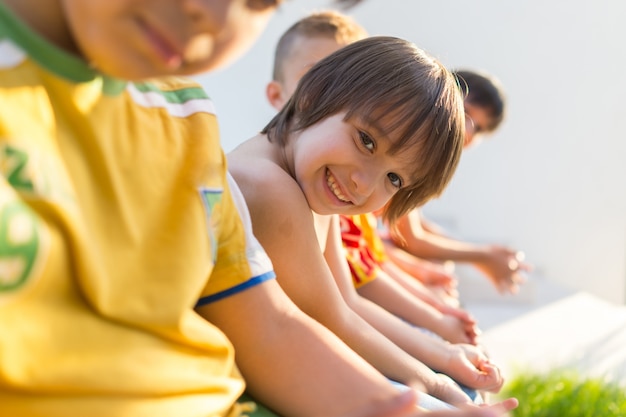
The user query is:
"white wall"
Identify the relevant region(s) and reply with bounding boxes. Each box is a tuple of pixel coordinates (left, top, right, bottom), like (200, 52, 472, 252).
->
(196, 0, 626, 304)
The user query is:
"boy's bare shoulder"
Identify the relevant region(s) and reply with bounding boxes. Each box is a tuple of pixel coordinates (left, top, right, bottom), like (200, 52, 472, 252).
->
(228, 136, 317, 261)
(228, 136, 307, 214)
(229, 135, 286, 188)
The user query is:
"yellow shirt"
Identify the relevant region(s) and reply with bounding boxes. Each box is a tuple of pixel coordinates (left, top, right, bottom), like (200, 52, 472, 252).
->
(0, 5, 274, 416)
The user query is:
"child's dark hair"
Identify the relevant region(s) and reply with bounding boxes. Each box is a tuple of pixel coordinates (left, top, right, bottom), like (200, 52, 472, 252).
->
(262, 36, 465, 226)
(454, 69, 506, 133)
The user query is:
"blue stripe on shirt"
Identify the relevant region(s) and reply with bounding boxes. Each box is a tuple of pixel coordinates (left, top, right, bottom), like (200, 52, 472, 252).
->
(195, 271, 277, 307)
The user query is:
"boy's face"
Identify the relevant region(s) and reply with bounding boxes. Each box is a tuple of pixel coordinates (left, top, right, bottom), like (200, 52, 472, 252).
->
(291, 112, 415, 216)
(267, 35, 347, 110)
(463, 102, 493, 149)
(62, 0, 280, 80)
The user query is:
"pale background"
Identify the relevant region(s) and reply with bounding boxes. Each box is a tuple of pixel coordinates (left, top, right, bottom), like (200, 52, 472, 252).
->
(196, 0, 626, 304)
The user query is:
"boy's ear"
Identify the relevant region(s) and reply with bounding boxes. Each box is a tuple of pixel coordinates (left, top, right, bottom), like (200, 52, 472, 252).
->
(266, 80, 287, 111)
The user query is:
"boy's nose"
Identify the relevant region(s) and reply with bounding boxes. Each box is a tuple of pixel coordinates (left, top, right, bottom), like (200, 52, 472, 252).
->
(351, 168, 381, 200)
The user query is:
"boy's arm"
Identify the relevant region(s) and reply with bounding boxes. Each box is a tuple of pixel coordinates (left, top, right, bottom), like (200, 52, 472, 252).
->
(375, 260, 451, 307)
(196, 279, 412, 417)
(197, 280, 507, 415)
(393, 209, 483, 262)
(393, 210, 529, 294)
(379, 240, 457, 289)
(377, 259, 479, 343)
(201, 281, 519, 417)
(356, 270, 478, 345)
(378, 257, 460, 308)
(326, 216, 502, 394)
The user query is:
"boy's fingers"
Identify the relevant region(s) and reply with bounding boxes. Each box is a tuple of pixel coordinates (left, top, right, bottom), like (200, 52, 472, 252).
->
(477, 363, 504, 393)
(479, 397, 519, 414)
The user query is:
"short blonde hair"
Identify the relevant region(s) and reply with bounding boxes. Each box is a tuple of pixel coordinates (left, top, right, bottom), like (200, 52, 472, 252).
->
(272, 10, 368, 82)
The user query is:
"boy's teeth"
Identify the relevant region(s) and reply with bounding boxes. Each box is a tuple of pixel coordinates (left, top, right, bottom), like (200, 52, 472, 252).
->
(327, 172, 350, 203)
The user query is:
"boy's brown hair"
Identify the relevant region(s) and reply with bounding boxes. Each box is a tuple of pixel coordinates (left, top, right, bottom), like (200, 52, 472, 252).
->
(272, 10, 368, 82)
(263, 36, 465, 226)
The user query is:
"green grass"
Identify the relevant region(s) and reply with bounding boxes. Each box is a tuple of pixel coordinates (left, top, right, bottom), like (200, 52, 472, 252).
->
(499, 370, 626, 417)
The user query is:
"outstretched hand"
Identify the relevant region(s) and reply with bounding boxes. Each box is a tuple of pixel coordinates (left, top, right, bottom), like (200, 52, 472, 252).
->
(475, 246, 532, 294)
(437, 305, 481, 345)
(443, 344, 505, 393)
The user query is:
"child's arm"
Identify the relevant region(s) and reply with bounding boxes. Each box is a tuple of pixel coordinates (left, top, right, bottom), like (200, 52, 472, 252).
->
(196, 279, 412, 417)
(197, 280, 513, 416)
(392, 210, 530, 294)
(376, 259, 480, 342)
(376, 259, 456, 308)
(381, 239, 457, 289)
(325, 215, 503, 394)
(378, 256, 460, 308)
(356, 269, 479, 345)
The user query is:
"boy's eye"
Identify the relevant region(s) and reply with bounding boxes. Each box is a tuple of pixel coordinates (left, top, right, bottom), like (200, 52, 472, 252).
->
(465, 112, 484, 134)
(359, 131, 375, 151)
(387, 172, 402, 189)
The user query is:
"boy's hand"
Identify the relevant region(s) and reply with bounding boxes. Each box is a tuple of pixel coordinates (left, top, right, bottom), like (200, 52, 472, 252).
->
(444, 344, 505, 393)
(437, 311, 481, 345)
(475, 246, 532, 294)
(429, 374, 474, 407)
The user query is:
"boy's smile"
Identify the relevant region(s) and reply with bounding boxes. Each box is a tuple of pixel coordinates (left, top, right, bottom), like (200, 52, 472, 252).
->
(326, 169, 353, 204)
(289, 113, 412, 216)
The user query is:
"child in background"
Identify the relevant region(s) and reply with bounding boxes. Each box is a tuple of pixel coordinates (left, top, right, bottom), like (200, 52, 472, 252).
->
(0, 1, 518, 416)
(230, 34, 511, 408)
(384, 70, 533, 295)
(265, 10, 368, 111)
